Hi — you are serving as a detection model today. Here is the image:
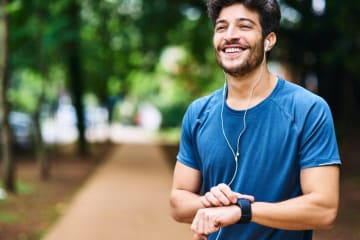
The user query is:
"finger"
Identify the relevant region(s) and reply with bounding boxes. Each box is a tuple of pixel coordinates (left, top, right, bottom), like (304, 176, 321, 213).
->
(203, 212, 209, 235)
(210, 186, 231, 205)
(218, 183, 239, 204)
(205, 192, 221, 206)
(191, 215, 200, 234)
(208, 219, 221, 234)
(200, 195, 212, 208)
(203, 212, 219, 235)
(211, 215, 222, 232)
(235, 193, 255, 202)
(192, 220, 205, 239)
(213, 220, 221, 229)
(197, 210, 205, 235)
(191, 220, 197, 233)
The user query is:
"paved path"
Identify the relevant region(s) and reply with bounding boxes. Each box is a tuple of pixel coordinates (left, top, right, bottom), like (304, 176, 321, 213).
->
(42, 144, 192, 240)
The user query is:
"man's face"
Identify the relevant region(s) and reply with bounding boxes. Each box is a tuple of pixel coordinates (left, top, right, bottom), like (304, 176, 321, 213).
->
(213, 3, 265, 76)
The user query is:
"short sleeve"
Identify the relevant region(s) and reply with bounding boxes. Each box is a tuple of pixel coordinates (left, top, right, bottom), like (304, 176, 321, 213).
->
(176, 103, 201, 170)
(299, 98, 341, 169)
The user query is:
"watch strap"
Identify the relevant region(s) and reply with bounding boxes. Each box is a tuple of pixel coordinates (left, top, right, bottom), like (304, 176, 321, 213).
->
(236, 198, 252, 224)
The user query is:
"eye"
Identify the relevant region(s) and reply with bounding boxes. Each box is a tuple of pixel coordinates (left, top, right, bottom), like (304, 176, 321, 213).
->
(215, 25, 227, 32)
(240, 25, 252, 30)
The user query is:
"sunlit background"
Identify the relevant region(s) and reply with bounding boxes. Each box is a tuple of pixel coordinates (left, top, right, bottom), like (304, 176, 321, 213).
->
(0, 0, 359, 239)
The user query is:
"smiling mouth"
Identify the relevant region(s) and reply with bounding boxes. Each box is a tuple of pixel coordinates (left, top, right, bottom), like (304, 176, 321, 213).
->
(224, 48, 241, 53)
(222, 45, 248, 54)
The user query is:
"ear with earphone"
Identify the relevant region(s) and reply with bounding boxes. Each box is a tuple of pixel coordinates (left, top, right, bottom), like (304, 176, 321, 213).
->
(265, 39, 270, 51)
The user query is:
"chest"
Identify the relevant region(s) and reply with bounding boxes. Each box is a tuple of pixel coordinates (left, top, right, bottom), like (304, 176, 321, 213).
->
(195, 107, 300, 194)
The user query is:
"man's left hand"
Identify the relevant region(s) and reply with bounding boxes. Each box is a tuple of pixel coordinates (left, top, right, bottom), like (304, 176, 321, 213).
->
(191, 205, 241, 239)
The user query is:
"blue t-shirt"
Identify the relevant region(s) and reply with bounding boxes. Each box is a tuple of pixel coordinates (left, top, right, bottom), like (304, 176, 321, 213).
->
(177, 78, 341, 240)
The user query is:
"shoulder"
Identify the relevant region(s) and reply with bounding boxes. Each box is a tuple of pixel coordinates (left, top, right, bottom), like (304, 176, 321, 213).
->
(270, 78, 334, 130)
(190, 89, 222, 109)
(273, 78, 331, 115)
(278, 79, 328, 106)
(184, 89, 222, 122)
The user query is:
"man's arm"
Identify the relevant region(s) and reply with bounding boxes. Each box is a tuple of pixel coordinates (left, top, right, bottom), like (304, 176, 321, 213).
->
(251, 165, 340, 230)
(170, 161, 254, 224)
(170, 161, 204, 223)
(191, 165, 340, 237)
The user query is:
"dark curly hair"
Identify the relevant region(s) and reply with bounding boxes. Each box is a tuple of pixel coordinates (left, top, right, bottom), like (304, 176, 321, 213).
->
(207, 0, 281, 37)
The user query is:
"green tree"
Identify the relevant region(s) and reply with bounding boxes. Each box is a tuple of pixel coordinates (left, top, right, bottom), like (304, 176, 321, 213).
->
(8, 0, 67, 179)
(277, 0, 360, 135)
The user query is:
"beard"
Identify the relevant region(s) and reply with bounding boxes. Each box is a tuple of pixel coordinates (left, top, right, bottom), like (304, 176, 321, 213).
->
(215, 40, 265, 77)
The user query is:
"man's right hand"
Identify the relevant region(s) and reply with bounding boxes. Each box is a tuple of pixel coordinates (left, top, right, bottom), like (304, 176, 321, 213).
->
(200, 183, 255, 208)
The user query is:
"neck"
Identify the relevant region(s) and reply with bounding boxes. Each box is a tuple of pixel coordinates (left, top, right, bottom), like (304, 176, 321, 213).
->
(225, 62, 276, 110)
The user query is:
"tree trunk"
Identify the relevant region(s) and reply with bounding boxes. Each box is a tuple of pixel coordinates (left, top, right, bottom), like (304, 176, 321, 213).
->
(69, 45, 87, 156)
(34, 4, 50, 180)
(0, 0, 16, 193)
(34, 88, 49, 180)
(66, 1, 87, 156)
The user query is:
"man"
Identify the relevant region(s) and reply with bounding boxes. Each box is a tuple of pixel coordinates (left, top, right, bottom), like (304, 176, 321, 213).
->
(170, 0, 341, 239)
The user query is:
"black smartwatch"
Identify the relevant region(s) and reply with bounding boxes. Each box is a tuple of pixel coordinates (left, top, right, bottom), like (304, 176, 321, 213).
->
(236, 198, 252, 224)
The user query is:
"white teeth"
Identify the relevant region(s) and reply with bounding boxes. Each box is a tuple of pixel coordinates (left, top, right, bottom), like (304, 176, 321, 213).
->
(224, 48, 241, 53)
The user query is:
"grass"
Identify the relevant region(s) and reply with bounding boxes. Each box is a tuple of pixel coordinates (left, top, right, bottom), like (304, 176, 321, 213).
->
(0, 181, 36, 224)
(0, 212, 19, 224)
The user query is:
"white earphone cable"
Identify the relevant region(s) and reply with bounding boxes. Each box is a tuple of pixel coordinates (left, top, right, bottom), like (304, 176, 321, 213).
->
(221, 66, 264, 186)
(215, 58, 265, 240)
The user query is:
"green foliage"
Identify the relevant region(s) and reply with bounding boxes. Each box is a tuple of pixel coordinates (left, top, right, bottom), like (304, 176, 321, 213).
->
(278, 0, 360, 126)
(107, 76, 123, 97)
(158, 127, 181, 143)
(126, 70, 159, 99)
(279, 0, 360, 77)
(8, 69, 44, 113)
(5, 0, 359, 129)
(7, 66, 65, 114)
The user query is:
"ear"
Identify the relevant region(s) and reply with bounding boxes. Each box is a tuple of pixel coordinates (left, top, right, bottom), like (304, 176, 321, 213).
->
(264, 32, 277, 52)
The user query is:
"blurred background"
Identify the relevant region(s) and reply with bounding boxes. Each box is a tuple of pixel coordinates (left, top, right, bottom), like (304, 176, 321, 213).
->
(0, 0, 359, 239)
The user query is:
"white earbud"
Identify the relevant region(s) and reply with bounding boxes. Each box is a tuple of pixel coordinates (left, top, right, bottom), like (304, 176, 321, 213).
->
(265, 40, 270, 51)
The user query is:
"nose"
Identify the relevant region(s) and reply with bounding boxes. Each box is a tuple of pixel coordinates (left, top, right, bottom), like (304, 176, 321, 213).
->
(224, 24, 240, 41)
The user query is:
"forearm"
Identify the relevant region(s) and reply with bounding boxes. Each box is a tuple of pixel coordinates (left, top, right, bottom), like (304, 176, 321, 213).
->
(191, 193, 339, 238)
(170, 189, 204, 223)
(252, 193, 339, 230)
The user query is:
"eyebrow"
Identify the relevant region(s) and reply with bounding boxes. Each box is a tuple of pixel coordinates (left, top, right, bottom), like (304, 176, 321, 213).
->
(215, 17, 257, 26)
